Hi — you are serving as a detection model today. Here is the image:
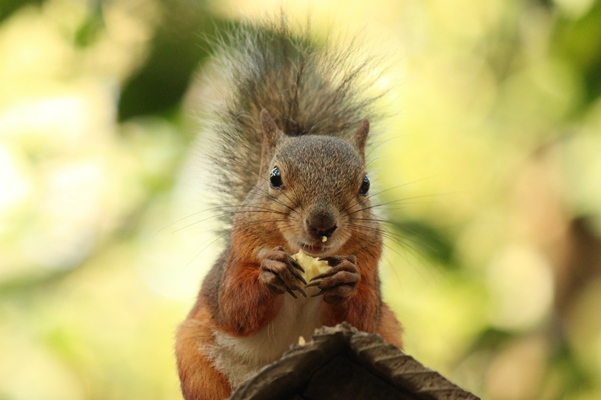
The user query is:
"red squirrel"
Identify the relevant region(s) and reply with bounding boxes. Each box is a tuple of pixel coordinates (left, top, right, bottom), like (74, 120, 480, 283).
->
(175, 19, 403, 400)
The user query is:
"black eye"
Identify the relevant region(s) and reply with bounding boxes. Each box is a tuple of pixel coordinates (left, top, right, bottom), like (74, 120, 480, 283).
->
(270, 166, 283, 189)
(359, 174, 370, 196)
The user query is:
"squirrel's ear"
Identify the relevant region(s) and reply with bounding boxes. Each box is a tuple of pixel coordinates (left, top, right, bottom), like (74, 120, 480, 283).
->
(351, 119, 370, 159)
(259, 109, 284, 177)
(260, 108, 284, 147)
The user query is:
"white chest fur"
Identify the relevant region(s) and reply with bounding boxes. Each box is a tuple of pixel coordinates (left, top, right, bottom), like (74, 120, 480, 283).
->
(207, 292, 323, 387)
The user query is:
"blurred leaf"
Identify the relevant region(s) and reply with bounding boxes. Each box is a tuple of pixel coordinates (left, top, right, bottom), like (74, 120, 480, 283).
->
(552, 339, 596, 398)
(118, 2, 228, 121)
(389, 219, 455, 266)
(553, 1, 601, 106)
(0, 270, 71, 299)
(74, 1, 104, 48)
(0, 0, 45, 22)
(470, 327, 515, 350)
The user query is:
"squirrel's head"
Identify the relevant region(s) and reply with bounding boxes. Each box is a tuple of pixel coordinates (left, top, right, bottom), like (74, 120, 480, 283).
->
(254, 109, 378, 257)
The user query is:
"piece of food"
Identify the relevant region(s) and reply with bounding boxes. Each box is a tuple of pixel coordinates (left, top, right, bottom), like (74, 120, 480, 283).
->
(291, 250, 330, 283)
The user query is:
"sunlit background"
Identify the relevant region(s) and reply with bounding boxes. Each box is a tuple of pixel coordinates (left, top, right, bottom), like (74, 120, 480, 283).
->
(1, 0, 601, 399)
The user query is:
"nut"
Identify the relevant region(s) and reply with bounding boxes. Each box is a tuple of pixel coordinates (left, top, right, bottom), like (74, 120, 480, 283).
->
(291, 250, 330, 283)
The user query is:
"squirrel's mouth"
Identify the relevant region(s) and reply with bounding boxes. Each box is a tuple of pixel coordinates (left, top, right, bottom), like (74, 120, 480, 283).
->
(299, 242, 331, 257)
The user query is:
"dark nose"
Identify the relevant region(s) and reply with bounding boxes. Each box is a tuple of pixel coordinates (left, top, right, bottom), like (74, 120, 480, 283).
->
(306, 209, 337, 240)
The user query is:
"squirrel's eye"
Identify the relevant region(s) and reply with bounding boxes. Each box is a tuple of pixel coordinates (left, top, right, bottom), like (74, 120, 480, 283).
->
(359, 174, 370, 196)
(270, 166, 283, 189)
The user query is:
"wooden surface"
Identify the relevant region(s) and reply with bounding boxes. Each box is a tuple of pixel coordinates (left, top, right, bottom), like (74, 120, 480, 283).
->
(230, 323, 480, 400)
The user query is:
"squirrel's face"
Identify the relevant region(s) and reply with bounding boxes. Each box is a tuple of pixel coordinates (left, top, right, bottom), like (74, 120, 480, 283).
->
(264, 135, 377, 257)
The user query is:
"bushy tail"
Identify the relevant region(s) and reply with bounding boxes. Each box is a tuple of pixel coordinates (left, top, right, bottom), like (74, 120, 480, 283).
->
(204, 17, 381, 226)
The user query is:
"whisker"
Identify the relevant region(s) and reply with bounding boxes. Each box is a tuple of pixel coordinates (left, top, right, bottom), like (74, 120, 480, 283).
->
(184, 230, 231, 267)
(256, 175, 302, 216)
(344, 197, 424, 217)
(348, 224, 423, 266)
(170, 209, 289, 234)
(367, 177, 438, 198)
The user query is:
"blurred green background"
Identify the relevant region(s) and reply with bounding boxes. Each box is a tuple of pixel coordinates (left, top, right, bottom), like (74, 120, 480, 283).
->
(1, 0, 601, 399)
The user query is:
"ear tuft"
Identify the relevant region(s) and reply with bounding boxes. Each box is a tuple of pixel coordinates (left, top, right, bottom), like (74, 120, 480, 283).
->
(351, 119, 370, 158)
(258, 108, 284, 178)
(260, 108, 281, 146)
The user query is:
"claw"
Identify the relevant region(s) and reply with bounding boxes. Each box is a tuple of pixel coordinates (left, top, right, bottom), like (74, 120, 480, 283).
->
(286, 288, 298, 299)
(311, 290, 325, 298)
(318, 256, 336, 264)
(304, 280, 321, 289)
(291, 269, 307, 285)
(311, 271, 331, 281)
(318, 255, 356, 266)
(289, 258, 304, 273)
(294, 286, 307, 298)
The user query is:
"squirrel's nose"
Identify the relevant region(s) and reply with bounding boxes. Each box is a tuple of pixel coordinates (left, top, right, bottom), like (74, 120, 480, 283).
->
(306, 210, 337, 240)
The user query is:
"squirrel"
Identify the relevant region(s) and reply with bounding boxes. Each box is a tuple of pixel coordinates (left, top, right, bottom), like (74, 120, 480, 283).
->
(175, 18, 403, 400)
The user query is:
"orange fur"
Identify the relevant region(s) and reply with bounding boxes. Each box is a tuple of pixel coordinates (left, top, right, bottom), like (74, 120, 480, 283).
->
(176, 309, 231, 400)
(175, 230, 403, 400)
(379, 303, 404, 348)
(175, 28, 405, 396)
(217, 253, 282, 336)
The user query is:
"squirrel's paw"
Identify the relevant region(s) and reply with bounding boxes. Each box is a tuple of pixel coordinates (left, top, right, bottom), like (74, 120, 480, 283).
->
(260, 246, 307, 298)
(305, 255, 359, 304)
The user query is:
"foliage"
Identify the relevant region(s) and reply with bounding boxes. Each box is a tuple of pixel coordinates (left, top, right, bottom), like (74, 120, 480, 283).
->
(1, 1, 601, 399)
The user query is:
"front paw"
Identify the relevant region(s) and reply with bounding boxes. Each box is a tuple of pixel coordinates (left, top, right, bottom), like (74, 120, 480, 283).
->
(306, 255, 359, 304)
(260, 246, 307, 298)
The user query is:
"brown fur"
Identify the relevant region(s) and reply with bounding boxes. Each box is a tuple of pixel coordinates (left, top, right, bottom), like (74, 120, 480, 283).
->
(176, 19, 402, 400)
(176, 133, 403, 399)
(176, 310, 232, 399)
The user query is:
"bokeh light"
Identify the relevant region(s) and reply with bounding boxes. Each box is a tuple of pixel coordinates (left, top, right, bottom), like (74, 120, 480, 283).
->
(1, 0, 601, 399)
